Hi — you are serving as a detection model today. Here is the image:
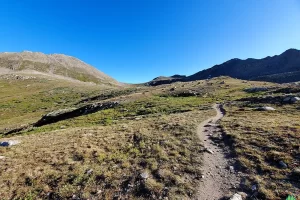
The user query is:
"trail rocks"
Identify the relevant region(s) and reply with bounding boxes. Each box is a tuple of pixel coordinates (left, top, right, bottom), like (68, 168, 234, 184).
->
(204, 148, 214, 154)
(197, 104, 241, 200)
(0, 140, 20, 147)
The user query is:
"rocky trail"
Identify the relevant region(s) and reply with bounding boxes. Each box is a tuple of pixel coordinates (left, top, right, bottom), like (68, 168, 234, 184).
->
(196, 104, 244, 200)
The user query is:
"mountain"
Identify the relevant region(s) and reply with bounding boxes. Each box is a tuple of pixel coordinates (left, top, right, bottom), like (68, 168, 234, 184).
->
(147, 48, 300, 85)
(0, 51, 118, 84)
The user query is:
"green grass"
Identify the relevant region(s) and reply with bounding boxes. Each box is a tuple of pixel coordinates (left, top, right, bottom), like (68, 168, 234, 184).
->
(0, 76, 115, 131)
(3, 75, 297, 199)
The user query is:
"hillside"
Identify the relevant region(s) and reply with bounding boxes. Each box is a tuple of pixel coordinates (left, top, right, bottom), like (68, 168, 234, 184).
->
(0, 51, 118, 85)
(0, 76, 299, 199)
(147, 49, 300, 85)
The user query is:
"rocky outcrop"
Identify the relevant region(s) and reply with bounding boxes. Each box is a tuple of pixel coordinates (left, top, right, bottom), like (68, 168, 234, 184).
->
(35, 102, 119, 126)
(237, 95, 300, 105)
(244, 87, 269, 93)
(1, 101, 119, 135)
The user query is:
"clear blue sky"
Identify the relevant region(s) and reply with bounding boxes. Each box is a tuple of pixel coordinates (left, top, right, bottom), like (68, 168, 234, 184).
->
(1, 0, 300, 83)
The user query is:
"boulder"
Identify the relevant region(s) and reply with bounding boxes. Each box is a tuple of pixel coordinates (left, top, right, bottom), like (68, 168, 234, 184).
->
(255, 106, 276, 111)
(35, 102, 119, 126)
(229, 193, 242, 200)
(0, 140, 20, 147)
(237, 192, 248, 199)
(244, 87, 268, 93)
(283, 96, 291, 102)
(291, 97, 300, 103)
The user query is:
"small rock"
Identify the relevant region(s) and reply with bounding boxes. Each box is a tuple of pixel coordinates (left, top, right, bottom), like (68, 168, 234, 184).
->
(0, 156, 5, 159)
(85, 169, 93, 175)
(291, 168, 300, 181)
(204, 148, 214, 154)
(229, 193, 242, 200)
(0, 140, 20, 147)
(97, 190, 103, 194)
(251, 184, 257, 191)
(140, 171, 149, 179)
(229, 166, 235, 173)
(278, 161, 288, 169)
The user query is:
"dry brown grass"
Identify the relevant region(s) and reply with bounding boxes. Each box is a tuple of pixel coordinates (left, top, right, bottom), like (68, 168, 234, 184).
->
(0, 109, 214, 199)
(2, 75, 292, 200)
(222, 102, 300, 199)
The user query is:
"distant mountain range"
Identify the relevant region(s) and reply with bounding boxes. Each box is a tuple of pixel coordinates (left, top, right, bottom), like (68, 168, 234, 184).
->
(1, 49, 299, 86)
(0, 51, 118, 85)
(148, 48, 300, 85)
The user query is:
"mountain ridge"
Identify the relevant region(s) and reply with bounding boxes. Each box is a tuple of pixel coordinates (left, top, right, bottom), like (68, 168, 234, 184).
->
(0, 51, 118, 85)
(147, 48, 300, 85)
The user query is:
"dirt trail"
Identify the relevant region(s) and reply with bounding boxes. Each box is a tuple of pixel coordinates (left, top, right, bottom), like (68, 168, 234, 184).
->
(196, 104, 240, 200)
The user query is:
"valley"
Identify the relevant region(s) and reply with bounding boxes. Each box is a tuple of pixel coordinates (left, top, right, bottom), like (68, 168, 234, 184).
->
(0, 70, 299, 199)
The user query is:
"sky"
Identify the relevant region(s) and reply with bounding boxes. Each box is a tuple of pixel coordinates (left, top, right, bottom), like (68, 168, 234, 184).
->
(0, 0, 300, 83)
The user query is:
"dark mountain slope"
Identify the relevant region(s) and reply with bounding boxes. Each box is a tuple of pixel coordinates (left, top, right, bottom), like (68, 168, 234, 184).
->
(188, 48, 300, 82)
(147, 49, 300, 85)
